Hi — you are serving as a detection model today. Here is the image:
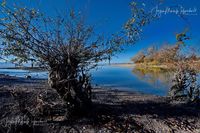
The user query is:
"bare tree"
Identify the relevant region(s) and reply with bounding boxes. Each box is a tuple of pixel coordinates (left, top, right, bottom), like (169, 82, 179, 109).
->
(131, 50, 146, 63)
(0, 1, 156, 117)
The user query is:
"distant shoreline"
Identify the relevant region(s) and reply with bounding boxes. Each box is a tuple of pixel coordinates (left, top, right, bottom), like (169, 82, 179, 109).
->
(110, 63, 168, 69)
(0, 63, 136, 70)
(0, 67, 46, 71)
(110, 63, 135, 68)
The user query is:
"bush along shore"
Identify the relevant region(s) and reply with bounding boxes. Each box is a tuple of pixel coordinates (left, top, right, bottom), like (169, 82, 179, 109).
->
(0, 74, 200, 133)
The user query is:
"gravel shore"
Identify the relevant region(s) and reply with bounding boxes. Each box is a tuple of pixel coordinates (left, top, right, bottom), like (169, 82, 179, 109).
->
(0, 74, 200, 133)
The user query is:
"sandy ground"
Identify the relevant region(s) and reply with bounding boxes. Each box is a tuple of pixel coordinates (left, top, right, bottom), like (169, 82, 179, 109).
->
(0, 74, 200, 133)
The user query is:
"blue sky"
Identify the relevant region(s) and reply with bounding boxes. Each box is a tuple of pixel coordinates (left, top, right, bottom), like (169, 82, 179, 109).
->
(1, 0, 200, 63)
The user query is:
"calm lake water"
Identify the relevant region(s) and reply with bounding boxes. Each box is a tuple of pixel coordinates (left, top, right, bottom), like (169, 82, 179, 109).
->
(0, 66, 173, 96)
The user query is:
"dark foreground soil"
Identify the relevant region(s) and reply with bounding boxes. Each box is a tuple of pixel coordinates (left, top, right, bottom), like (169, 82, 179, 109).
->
(0, 74, 200, 133)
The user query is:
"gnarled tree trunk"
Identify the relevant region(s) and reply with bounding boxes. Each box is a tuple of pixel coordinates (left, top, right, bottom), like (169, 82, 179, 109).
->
(48, 63, 92, 118)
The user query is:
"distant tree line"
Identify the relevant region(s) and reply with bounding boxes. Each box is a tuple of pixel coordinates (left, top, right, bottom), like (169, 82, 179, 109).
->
(131, 30, 200, 67)
(132, 44, 180, 64)
(131, 43, 200, 67)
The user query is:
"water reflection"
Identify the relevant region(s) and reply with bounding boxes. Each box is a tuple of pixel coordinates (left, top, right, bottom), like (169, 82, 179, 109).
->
(0, 66, 176, 96)
(91, 66, 171, 96)
(132, 67, 174, 89)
